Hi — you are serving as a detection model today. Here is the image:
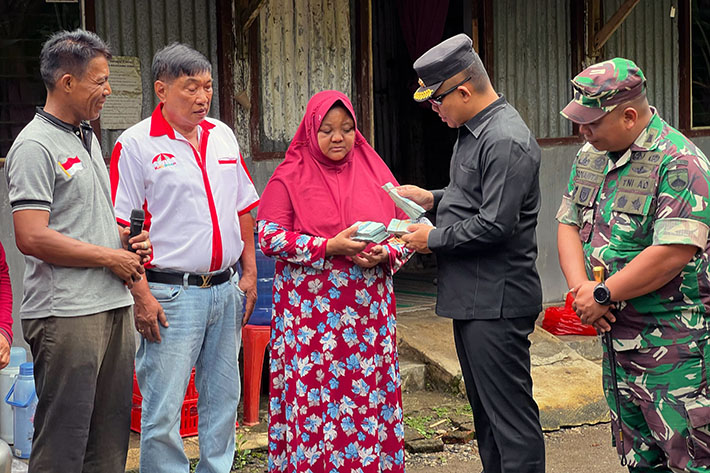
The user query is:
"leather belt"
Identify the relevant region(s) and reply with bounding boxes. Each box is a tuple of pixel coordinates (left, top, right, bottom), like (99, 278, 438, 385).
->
(145, 266, 235, 288)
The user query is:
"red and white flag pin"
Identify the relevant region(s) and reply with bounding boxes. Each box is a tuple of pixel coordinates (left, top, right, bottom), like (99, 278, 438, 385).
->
(58, 156, 83, 177)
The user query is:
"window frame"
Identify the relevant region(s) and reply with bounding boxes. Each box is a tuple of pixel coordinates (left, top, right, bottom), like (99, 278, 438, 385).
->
(679, 0, 710, 135)
(248, 24, 284, 161)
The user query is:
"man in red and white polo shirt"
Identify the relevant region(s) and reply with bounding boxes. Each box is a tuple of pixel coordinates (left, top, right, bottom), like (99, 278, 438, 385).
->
(110, 43, 259, 473)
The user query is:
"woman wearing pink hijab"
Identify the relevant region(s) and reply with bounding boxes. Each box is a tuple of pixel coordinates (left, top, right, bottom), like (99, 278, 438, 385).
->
(257, 90, 412, 472)
(0, 242, 13, 369)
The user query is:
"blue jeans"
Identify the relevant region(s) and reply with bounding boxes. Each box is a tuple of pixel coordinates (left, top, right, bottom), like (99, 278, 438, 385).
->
(136, 275, 243, 473)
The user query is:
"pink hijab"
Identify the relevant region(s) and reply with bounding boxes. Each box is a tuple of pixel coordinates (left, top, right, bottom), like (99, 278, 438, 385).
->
(257, 90, 406, 238)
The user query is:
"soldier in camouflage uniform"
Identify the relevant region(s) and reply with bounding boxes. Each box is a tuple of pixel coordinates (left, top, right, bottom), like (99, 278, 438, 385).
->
(556, 57, 710, 472)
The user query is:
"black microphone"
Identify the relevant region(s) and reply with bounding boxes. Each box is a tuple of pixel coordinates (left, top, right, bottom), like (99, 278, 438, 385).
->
(128, 209, 145, 252)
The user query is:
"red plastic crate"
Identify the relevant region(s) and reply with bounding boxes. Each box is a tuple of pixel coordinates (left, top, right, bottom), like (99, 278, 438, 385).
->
(130, 367, 238, 436)
(131, 394, 199, 438)
(133, 368, 198, 402)
(184, 369, 199, 400)
(131, 368, 199, 438)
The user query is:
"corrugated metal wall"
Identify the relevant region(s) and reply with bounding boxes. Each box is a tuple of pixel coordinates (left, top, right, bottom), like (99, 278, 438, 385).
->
(258, 0, 352, 151)
(493, 0, 573, 138)
(94, 0, 220, 155)
(602, 0, 679, 127)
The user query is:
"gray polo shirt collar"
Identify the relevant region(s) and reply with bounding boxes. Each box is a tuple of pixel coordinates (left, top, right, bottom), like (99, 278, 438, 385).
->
(35, 107, 94, 153)
(463, 94, 507, 138)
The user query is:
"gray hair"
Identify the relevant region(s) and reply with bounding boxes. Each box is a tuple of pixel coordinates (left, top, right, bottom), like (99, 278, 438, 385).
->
(40, 29, 112, 90)
(152, 43, 212, 82)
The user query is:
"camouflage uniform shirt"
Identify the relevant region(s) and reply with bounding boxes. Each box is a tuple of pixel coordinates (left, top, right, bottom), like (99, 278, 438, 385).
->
(556, 110, 710, 351)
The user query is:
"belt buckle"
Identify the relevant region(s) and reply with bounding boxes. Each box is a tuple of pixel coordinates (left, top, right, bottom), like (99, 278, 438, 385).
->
(199, 274, 212, 288)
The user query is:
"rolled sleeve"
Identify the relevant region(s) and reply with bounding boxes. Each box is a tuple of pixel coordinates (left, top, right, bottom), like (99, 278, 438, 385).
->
(652, 154, 710, 248)
(653, 218, 709, 248)
(555, 196, 580, 226)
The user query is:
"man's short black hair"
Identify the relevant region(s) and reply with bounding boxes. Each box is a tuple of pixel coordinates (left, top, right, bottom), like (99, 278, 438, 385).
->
(461, 54, 490, 94)
(40, 29, 111, 90)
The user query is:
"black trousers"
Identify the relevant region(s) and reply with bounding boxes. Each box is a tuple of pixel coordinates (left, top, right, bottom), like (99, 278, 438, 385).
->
(453, 315, 545, 473)
(23, 307, 135, 473)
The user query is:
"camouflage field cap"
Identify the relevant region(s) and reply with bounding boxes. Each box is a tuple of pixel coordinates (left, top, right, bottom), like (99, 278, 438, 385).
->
(561, 57, 646, 124)
(413, 34, 476, 102)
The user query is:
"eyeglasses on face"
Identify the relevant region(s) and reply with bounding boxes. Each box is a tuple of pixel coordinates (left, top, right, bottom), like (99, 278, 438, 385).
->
(429, 76, 472, 106)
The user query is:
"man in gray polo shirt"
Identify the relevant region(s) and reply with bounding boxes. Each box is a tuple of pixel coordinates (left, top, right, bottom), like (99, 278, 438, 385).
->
(4, 30, 149, 473)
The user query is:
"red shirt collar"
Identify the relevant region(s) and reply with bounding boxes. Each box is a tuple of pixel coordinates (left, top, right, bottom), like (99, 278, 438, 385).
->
(149, 103, 216, 139)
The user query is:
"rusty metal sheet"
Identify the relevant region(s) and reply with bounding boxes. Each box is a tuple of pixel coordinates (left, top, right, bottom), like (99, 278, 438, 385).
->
(493, 0, 573, 139)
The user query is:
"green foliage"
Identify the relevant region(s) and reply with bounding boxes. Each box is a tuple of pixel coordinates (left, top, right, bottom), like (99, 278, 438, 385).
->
(231, 432, 266, 470)
(454, 404, 472, 416)
(404, 414, 434, 438)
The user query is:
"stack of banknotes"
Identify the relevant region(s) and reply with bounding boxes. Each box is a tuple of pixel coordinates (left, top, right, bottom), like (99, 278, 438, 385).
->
(350, 184, 433, 243)
(385, 218, 413, 236)
(352, 221, 390, 243)
(382, 182, 426, 220)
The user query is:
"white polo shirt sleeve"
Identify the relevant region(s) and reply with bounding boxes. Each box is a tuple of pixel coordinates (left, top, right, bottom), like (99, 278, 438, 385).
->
(110, 136, 147, 227)
(236, 152, 260, 216)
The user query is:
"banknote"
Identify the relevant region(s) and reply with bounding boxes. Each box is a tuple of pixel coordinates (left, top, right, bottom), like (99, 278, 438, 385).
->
(382, 182, 426, 220)
(352, 221, 390, 243)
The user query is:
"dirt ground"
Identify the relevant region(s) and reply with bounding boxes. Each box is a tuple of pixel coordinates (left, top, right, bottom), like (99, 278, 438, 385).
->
(403, 423, 626, 473)
(403, 390, 626, 473)
(232, 424, 625, 473)
(231, 389, 628, 473)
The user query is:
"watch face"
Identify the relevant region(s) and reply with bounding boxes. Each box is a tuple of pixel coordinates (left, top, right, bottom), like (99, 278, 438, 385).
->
(594, 285, 609, 304)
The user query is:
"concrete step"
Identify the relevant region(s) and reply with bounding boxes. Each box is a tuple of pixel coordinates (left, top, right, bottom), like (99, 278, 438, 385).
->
(400, 358, 427, 391)
(537, 304, 603, 362)
(397, 314, 466, 395)
(396, 308, 610, 431)
(556, 333, 603, 362)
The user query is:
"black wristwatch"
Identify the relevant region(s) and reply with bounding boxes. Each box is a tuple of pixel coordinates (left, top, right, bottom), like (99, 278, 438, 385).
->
(593, 282, 612, 305)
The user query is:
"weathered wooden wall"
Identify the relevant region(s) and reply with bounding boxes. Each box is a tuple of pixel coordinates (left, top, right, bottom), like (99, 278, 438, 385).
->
(257, 0, 352, 152)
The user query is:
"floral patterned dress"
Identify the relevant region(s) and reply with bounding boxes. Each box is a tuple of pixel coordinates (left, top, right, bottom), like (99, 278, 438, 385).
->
(259, 220, 412, 473)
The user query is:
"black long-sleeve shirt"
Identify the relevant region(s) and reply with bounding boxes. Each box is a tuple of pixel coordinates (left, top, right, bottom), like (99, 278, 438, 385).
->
(428, 95, 542, 319)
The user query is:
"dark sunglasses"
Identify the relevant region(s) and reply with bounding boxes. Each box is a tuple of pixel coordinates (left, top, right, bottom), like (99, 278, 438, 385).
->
(428, 76, 472, 106)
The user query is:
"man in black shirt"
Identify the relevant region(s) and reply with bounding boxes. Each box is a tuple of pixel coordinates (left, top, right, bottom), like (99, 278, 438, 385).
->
(400, 33, 544, 473)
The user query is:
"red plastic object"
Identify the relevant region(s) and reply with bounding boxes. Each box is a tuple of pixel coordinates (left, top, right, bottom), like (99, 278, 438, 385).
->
(131, 368, 239, 437)
(242, 324, 271, 426)
(184, 370, 199, 400)
(131, 393, 199, 438)
(542, 292, 598, 336)
(132, 368, 198, 402)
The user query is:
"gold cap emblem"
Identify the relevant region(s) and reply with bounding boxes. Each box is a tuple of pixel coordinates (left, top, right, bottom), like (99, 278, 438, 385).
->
(413, 88, 433, 101)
